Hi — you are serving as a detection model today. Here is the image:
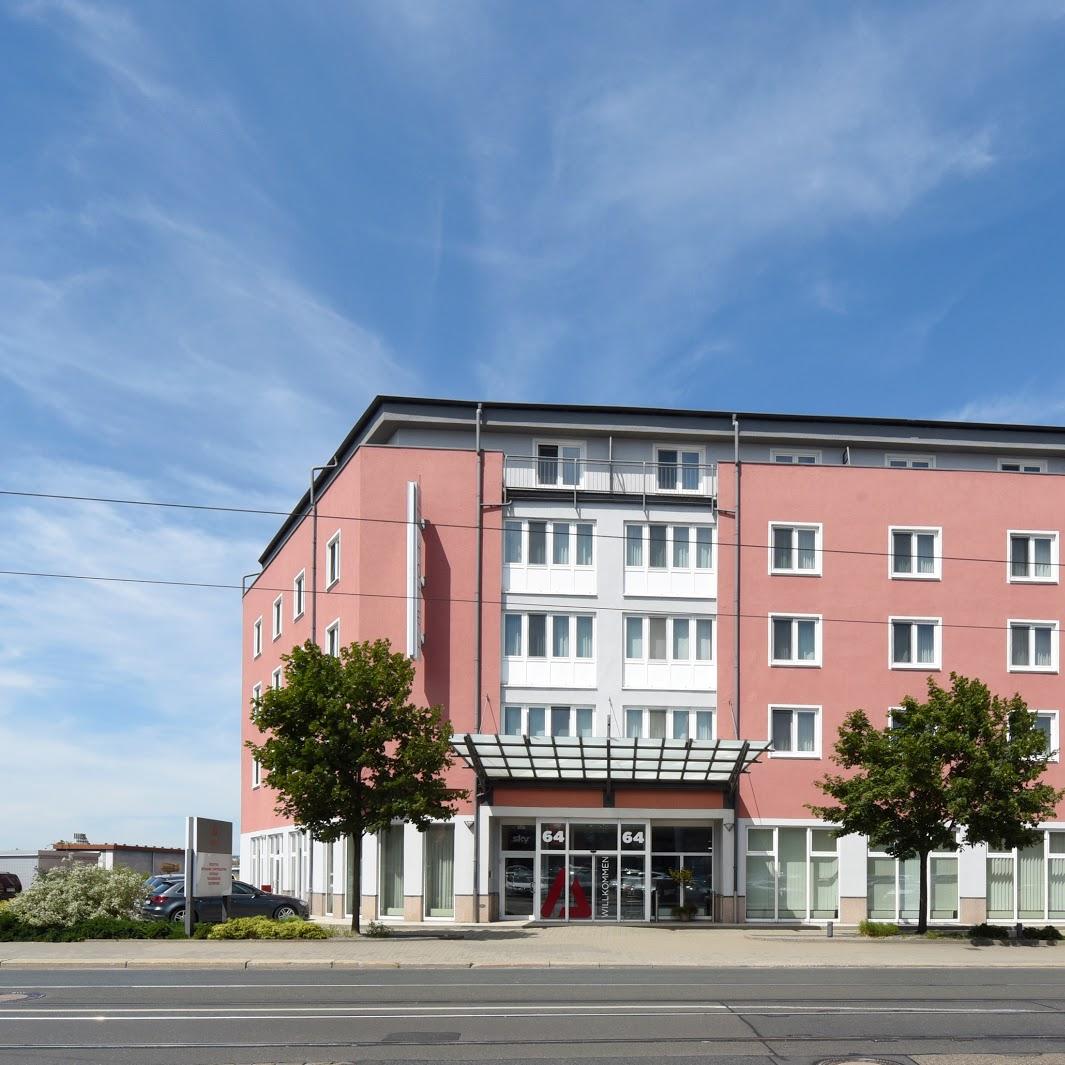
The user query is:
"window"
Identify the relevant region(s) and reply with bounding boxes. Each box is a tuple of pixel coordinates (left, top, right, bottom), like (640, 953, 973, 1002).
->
(504, 519, 595, 568)
(889, 617, 941, 669)
(503, 613, 594, 660)
(890, 527, 941, 579)
(999, 458, 1047, 474)
(624, 707, 714, 740)
(987, 830, 1065, 923)
(252, 617, 263, 658)
(769, 614, 821, 666)
(272, 595, 283, 639)
(745, 826, 838, 921)
(536, 441, 583, 487)
(769, 706, 821, 757)
(251, 682, 262, 710)
(1009, 532, 1058, 583)
(1034, 711, 1060, 763)
(771, 450, 820, 465)
(326, 531, 341, 587)
(625, 616, 713, 664)
(769, 523, 821, 575)
(1008, 620, 1059, 673)
(252, 755, 262, 788)
(655, 445, 704, 492)
(503, 704, 593, 737)
(868, 851, 957, 922)
(293, 571, 306, 619)
(885, 454, 935, 469)
(325, 619, 340, 657)
(271, 667, 282, 690)
(624, 524, 713, 572)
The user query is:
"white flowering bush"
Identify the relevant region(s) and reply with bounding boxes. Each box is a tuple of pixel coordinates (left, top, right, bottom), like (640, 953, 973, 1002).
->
(8, 862, 149, 927)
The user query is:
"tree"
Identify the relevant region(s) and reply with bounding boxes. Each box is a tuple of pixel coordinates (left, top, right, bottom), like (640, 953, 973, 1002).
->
(810, 673, 1062, 934)
(246, 638, 464, 931)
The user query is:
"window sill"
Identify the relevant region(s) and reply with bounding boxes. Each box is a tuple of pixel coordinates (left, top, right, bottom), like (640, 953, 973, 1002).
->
(272, 633, 282, 642)
(293, 610, 305, 621)
(326, 578, 339, 590)
(889, 574, 942, 581)
(770, 569, 822, 578)
(1008, 578, 1059, 586)
(768, 751, 822, 759)
(253, 652, 262, 660)
(890, 663, 942, 671)
(770, 660, 822, 668)
(1008, 667, 1060, 675)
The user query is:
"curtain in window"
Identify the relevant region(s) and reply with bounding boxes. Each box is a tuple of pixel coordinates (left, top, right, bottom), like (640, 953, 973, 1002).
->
(625, 526, 643, 566)
(745, 856, 776, 919)
(575, 708, 593, 737)
(773, 527, 792, 570)
(681, 451, 700, 491)
(424, 825, 454, 918)
(696, 619, 712, 661)
(649, 525, 667, 568)
(672, 618, 690, 660)
(528, 522, 547, 564)
(1050, 854, 1065, 921)
(552, 616, 570, 657)
(575, 616, 593, 658)
(528, 615, 547, 657)
(696, 527, 712, 569)
(986, 856, 1014, 920)
(916, 624, 935, 663)
(798, 528, 816, 569)
(528, 707, 546, 736)
(893, 622, 912, 663)
(893, 531, 911, 573)
(552, 523, 570, 564)
(771, 708, 793, 751)
(867, 858, 896, 920)
(380, 825, 404, 916)
(777, 828, 807, 919)
(625, 617, 643, 659)
(1035, 628, 1052, 667)
(673, 526, 690, 568)
(576, 524, 593, 565)
(625, 707, 643, 738)
(648, 709, 667, 738)
(772, 619, 792, 660)
(695, 711, 713, 740)
(504, 615, 522, 656)
(810, 856, 838, 919)
(649, 618, 667, 660)
(1010, 536, 1029, 578)
(929, 857, 958, 920)
(898, 857, 920, 919)
(561, 446, 581, 487)
(672, 710, 688, 739)
(797, 711, 816, 752)
(551, 706, 571, 737)
(1018, 843, 1045, 920)
(1035, 538, 1052, 578)
(1011, 626, 1029, 667)
(916, 533, 935, 574)
(503, 706, 523, 735)
(504, 522, 522, 564)
(797, 620, 816, 660)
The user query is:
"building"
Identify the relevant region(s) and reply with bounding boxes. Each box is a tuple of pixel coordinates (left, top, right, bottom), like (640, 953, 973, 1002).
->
(42, 842, 184, 876)
(241, 397, 1065, 926)
(0, 851, 43, 891)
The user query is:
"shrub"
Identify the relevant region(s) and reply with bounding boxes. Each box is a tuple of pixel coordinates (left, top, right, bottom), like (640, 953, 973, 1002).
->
(364, 920, 392, 938)
(1019, 925, 1063, 941)
(0, 912, 185, 942)
(969, 923, 1012, 939)
(206, 916, 329, 940)
(858, 920, 900, 937)
(7, 862, 148, 928)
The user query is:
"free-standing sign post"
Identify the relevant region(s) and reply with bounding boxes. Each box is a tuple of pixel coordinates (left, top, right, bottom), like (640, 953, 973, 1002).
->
(184, 816, 233, 938)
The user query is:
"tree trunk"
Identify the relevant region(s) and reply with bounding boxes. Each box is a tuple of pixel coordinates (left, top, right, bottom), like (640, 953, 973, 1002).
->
(351, 824, 363, 934)
(917, 851, 929, 935)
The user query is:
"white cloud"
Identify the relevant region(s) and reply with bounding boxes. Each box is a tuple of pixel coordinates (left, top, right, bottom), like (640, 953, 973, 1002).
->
(944, 390, 1065, 427)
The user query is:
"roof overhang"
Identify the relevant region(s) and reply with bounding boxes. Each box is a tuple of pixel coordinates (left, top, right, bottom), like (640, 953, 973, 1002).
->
(451, 734, 769, 789)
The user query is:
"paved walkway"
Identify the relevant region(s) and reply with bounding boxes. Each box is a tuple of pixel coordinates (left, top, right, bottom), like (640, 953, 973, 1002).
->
(0, 924, 1060, 968)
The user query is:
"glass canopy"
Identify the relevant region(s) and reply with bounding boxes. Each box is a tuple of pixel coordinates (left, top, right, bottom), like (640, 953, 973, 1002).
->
(451, 734, 769, 787)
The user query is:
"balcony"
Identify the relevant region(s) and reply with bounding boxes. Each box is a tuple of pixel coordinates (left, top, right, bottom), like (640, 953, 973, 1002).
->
(503, 455, 716, 501)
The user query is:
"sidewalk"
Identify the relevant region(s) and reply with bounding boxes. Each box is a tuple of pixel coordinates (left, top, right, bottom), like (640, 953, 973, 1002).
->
(0, 925, 1060, 968)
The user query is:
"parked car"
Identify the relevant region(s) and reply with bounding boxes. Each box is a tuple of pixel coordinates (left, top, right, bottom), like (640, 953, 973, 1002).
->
(144, 873, 183, 894)
(0, 873, 22, 900)
(139, 879, 308, 923)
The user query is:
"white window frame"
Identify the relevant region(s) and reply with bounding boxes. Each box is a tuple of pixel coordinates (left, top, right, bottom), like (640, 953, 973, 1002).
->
(252, 617, 263, 658)
(504, 613, 595, 662)
(271, 667, 282, 690)
(504, 519, 596, 569)
(770, 449, 821, 465)
(1007, 531, 1059, 584)
(534, 439, 585, 488)
(272, 595, 283, 640)
(768, 613, 822, 667)
(252, 682, 262, 710)
(623, 706, 715, 741)
(325, 618, 340, 657)
(252, 755, 262, 789)
(885, 453, 936, 469)
(624, 523, 714, 573)
(888, 616, 942, 670)
(624, 615, 714, 665)
(325, 531, 341, 588)
(1034, 710, 1060, 763)
(888, 526, 942, 580)
(998, 457, 1047, 474)
(767, 705, 822, 759)
(652, 442, 707, 494)
(293, 570, 306, 619)
(1007, 619, 1060, 674)
(501, 704, 595, 738)
(768, 521, 823, 576)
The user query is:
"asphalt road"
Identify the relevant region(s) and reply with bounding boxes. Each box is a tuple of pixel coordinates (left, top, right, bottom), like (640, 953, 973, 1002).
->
(1, 966, 1064, 1065)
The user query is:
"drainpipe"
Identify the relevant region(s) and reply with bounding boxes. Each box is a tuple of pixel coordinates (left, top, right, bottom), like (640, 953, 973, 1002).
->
(731, 414, 742, 924)
(309, 457, 338, 647)
(473, 403, 485, 923)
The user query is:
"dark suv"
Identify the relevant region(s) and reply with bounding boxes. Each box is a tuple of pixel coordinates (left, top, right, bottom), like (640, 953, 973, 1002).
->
(0, 873, 22, 900)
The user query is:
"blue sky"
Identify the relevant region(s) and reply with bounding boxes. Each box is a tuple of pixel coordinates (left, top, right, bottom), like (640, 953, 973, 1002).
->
(2, 0, 1065, 848)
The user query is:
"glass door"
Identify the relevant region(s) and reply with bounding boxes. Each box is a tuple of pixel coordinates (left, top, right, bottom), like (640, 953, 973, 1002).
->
(379, 824, 404, 917)
(651, 824, 714, 919)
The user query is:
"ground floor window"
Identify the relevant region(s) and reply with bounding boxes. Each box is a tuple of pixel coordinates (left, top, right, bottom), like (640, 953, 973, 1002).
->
(379, 824, 405, 917)
(424, 824, 455, 917)
(867, 852, 958, 922)
(650, 825, 713, 917)
(745, 826, 838, 921)
(987, 831, 1065, 922)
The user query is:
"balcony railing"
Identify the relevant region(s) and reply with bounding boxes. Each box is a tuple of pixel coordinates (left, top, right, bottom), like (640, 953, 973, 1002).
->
(503, 455, 716, 499)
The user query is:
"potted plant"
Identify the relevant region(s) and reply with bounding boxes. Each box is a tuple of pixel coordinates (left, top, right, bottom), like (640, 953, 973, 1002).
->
(668, 868, 698, 921)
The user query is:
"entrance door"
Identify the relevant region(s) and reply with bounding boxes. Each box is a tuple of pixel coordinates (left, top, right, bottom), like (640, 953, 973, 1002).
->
(502, 856, 534, 917)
